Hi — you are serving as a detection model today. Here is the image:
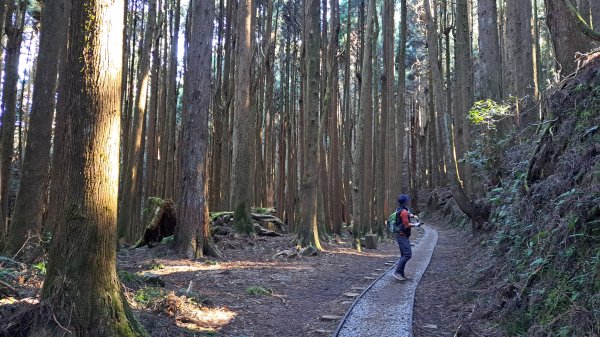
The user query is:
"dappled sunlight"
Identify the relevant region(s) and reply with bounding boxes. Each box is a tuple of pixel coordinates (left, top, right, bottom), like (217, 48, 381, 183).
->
(145, 260, 313, 276)
(175, 306, 237, 330)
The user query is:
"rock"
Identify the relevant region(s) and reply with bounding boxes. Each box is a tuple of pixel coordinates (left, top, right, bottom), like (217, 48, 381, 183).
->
(320, 315, 342, 321)
(142, 272, 165, 287)
(300, 245, 319, 256)
(312, 329, 331, 334)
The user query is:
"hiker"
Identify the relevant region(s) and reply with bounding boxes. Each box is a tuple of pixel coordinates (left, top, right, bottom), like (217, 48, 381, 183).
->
(391, 194, 420, 281)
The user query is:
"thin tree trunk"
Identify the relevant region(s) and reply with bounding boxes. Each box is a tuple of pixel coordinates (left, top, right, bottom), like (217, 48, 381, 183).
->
(119, 0, 158, 242)
(7, 0, 67, 254)
(352, 0, 375, 249)
(379, 0, 393, 235)
(393, 0, 408, 211)
(477, 0, 502, 101)
(176, 0, 219, 259)
(454, 0, 474, 194)
(426, 0, 483, 231)
(327, 0, 342, 234)
(145, 15, 162, 199)
(230, 0, 255, 232)
(298, 0, 322, 248)
(341, 0, 352, 227)
(0, 1, 26, 241)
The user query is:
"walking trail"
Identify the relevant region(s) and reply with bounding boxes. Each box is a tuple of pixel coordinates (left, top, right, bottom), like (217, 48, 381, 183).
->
(333, 225, 438, 337)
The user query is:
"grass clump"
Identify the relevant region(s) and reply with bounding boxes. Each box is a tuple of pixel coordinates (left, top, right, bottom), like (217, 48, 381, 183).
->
(245, 286, 271, 296)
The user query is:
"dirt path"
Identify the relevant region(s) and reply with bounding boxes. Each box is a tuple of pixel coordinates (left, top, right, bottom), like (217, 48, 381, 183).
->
(411, 224, 499, 337)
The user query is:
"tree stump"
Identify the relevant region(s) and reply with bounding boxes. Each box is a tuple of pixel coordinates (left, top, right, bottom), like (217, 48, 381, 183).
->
(364, 234, 378, 249)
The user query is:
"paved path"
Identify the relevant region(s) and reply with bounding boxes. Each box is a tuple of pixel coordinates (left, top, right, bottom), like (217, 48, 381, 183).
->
(333, 225, 438, 337)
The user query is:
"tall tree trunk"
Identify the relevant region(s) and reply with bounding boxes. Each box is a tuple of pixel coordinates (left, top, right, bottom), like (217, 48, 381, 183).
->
(218, 0, 235, 211)
(176, 0, 219, 259)
(0, 1, 6, 75)
(0, 0, 26, 241)
(230, 0, 255, 232)
(328, 0, 342, 234)
(118, 0, 158, 242)
(393, 0, 408, 212)
(145, 17, 162, 200)
(363, 0, 377, 233)
(32, 0, 148, 333)
(298, 0, 322, 249)
(505, 0, 536, 109)
(453, 0, 474, 195)
(379, 0, 393, 234)
(425, 0, 486, 232)
(7, 0, 67, 254)
(477, 0, 502, 101)
(545, 0, 595, 76)
(352, 0, 375, 249)
(341, 0, 352, 227)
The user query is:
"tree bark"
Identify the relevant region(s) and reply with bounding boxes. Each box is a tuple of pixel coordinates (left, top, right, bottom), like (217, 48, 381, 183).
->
(298, 0, 322, 249)
(0, 1, 6, 74)
(352, 0, 375, 249)
(145, 16, 162, 200)
(230, 0, 255, 233)
(425, 0, 485, 232)
(546, 0, 596, 75)
(477, 0, 502, 101)
(118, 0, 158, 242)
(592, 0, 600, 29)
(0, 0, 26, 241)
(7, 0, 67, 255)
(176, 0, 219, 259)
(393, 0, 408, 212)
(453, 0, 474, 195)
(32, 0, 148, 333)
(378, 0, 393, 236)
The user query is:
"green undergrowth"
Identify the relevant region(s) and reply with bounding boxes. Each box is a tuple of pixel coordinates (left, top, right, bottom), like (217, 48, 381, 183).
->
(245, 286, 272, 296)
(484, 61, 600, 336)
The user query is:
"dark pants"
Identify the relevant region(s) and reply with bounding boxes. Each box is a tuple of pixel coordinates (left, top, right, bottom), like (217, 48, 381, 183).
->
(395, 234, 412, 277)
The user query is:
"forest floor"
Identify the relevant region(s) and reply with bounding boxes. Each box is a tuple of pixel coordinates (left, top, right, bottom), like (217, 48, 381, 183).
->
(0, 218, 502, 337)
(119, 231, 404, 337)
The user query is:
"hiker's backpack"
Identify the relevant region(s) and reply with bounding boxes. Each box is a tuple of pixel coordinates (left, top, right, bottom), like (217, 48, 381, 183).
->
(387, 211, 401, 233)
(387, 208, 411, 236)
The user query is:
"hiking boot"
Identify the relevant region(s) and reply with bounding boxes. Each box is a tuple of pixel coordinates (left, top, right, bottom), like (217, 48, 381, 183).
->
(393, 272, 406, 281)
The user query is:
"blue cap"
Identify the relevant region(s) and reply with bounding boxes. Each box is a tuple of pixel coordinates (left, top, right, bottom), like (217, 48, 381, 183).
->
(397, 194, 409, 206)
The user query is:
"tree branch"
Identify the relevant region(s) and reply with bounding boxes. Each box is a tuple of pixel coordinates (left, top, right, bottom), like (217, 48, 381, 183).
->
(562, 0, 600, 41)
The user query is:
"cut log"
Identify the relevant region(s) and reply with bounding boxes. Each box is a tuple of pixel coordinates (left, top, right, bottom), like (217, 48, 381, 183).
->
(210, 210, 286, 233)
